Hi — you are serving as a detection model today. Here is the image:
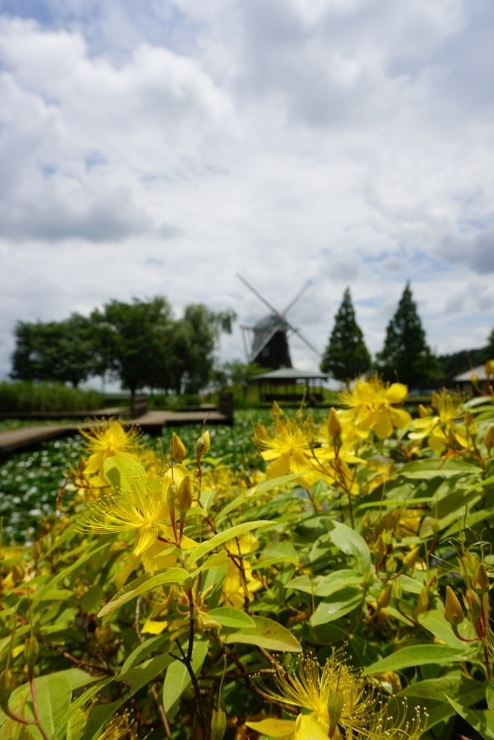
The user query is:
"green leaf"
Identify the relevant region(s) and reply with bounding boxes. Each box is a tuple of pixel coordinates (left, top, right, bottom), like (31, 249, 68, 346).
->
(189, 550, 228, 580)
(214, 473, 304, 526)
(206, 607, 256, 629)
(34, 539, 113, 601)
(5, 673, 72, 737)
(103, 452, 145, 491)
(400, 674, 485, 704)
(185, 520, 272, 566)
(55, 678, 115, 740)
(419, 609, 476, 648)
(314, 569, 362, 598)
(98, 567, 189, 617)
(78, 653, 174, 740)
(446, 695, 494, 740)
(362, 644, 470, 675)
(329, 520, 371, 574)
(254, 541, 299, 568)
(163, 640, 209, 719)
(398, 458, 479, 479)
(310, 587, 362, 626)
(67, 708, 87, 740)
(285, 574, 318, 594)
(117, 651, 173, 692)
(223, 615, 302, 652)
(121, 634, 169, 673)
(36, 588, 75, 602)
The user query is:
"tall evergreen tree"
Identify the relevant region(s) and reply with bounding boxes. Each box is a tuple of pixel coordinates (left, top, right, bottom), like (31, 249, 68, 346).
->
(320, 288, 371, 384)
(376, 282, 442, 388)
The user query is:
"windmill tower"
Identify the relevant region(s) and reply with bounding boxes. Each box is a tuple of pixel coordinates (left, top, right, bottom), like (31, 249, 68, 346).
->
(237, 274, 320, 370)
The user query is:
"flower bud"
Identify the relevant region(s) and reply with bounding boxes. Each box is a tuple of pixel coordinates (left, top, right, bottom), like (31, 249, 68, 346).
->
(403, 546, 420, 571)
(171, 433, 187, 462)
(166, 482, 177, 513)
(176, 475, 192, 514)
(0, 669, 13, 712)
(25, 635, 39, 673)
(444, 586, 464, 627)
(414, 585, 431, 619)
(464, 587, 482, 623)
(378, 584, 393, 609)
(327, 691, 344, 738)
(211, 707, 227, 740)
(485, 425, 494, 450)
(196, 431, 211, 458)
(473, 563, 490, 593)
(374, 534, 387, 560)
(327, 408, 342, 438)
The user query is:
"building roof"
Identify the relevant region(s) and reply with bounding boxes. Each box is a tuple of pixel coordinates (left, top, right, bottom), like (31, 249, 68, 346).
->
(453, 364, 490, 382)
(250, 367, 328, 382)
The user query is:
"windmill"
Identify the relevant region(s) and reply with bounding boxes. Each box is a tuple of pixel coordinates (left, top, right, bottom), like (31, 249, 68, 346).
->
(237, 273, 321, 370)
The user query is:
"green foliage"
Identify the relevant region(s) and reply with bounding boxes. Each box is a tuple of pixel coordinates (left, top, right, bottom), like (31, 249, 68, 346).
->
(320, 287, 371, 383)
(0, 382, 103, 414)
(1, 391, 494, 739)
(10, 298, 236, 398)
(438, 345, 493, 379)
(90, 296, 175, 398)
(168, 305, 237, 394)
(377, 282, 444, 388)
(11, 315, 98, 388)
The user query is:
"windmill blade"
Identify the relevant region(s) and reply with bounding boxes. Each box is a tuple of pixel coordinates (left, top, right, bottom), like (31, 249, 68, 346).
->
(250, 324, 282, 362)
(289, 326, 322, 359)
(236, 273, 281, 316)
(282, 280, 312, 316)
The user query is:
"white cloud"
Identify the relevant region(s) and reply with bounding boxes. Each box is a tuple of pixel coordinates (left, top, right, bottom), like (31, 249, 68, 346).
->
(0, 1, 493, 383)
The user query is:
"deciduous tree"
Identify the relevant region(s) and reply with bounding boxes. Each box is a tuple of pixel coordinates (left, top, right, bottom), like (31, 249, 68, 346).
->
(169, 305, 236, 394)
(11, 315, 96, 387)
(90, 296, 175, 405)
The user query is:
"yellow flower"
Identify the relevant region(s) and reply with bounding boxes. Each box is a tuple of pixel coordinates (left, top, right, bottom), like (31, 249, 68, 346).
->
(78, 420, 150, 487)
(247, 653, 372, 739)
(409, 390, 469, 452)
(246, 653, 426, 740)
(339, 379, 411, 440)
(99, 712, 137, 739)
(79, 455, 196, 585)
(253, 404, 315, 484)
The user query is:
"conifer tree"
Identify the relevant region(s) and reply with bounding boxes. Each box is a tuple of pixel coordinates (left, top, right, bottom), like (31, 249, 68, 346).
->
(320, 288, 371, 384)
(376, 282, 442, 388)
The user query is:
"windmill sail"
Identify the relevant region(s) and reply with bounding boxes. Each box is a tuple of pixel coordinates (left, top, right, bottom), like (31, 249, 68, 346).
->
(237, 274, 319, 370)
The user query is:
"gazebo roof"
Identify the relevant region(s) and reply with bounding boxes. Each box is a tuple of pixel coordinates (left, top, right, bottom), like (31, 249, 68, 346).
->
(250, 367, 328, 383)
(453, 364, 491, 382)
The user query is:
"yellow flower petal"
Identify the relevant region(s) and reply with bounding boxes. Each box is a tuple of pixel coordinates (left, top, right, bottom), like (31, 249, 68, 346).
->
(294, 713, 332, 740)
(246, 717, 296, 737)
(373, 410, 393, 440)
(133, 524, 158, 557)
(385, 383, 408, 403)
(389, 407, 412, 430)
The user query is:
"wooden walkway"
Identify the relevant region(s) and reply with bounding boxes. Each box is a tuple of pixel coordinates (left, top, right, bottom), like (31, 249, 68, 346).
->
(0, 407, 233, 457)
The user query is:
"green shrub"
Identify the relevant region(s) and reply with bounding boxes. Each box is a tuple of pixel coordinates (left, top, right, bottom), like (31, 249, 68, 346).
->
(0, 381, 103, 412)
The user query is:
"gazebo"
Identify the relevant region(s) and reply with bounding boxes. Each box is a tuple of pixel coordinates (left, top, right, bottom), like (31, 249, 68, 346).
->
(249, 367, 328, 404)
(452, 364, 493, 394)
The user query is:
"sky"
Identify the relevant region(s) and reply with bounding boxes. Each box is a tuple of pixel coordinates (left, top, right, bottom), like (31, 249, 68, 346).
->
(0, 0, 493, 386)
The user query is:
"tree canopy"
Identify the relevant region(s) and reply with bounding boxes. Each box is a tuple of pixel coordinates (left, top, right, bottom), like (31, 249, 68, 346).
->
(10, 297, 236, 398)
(376, 282, 443, 388)
(11, 315, 96, 388)
(320, 288, 371, 384)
